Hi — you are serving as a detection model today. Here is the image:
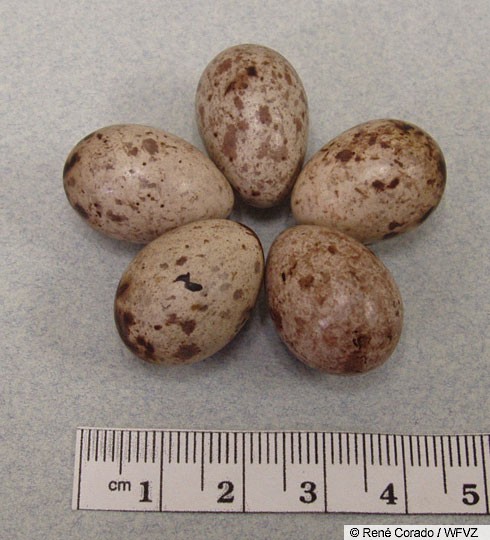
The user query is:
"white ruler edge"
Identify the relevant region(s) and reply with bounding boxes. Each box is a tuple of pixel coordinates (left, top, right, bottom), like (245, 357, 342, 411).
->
(73, 428, 490, 514)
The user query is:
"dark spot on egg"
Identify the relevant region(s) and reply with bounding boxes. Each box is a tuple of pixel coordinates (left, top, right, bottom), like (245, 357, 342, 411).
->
(176, 256, 187, 266)
(116, 280, 131, 298)
(389, 221, 404, 230)
(106, 210, 128, 222)
(372, 180, 386, 192)
(191, 303, 208, 312)
(298, 275, 314, 289)
(269, 307, 283, 331)
(63, 152, 80, 177)
(246, 65, 258, 77)
(328, 245, 338, 254)
(388, 177, 400, 189)
(394, 120, 414, 132)
(438, 155, 447, 181)
(233, 289, 244, 300)
(258, 105, 272, 125)
(181, 319, 196, 336)
(222, 125, 237, 161)
(174, 343, 201, 361)
(233, 95, 244, 110)
(216, 58, 232, 74)
(136, 335, 155, 358)
(73, 203, 89, 219)
(123, 312, 135, 327)
(142, 138, 159, 155)
(352, 334, 371, 349)
(224, 81, 236, 95)
(342, 352, 368, 373)
(174, 272, 203, 292)
(335, 149, 355, 162)
(418, 205, 436, 224)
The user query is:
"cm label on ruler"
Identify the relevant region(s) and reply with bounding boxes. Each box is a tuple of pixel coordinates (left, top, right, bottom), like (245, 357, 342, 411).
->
(73, 429, 490, 514)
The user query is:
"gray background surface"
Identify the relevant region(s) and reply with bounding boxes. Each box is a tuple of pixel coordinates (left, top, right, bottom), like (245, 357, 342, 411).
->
(1, 0, 489, 538)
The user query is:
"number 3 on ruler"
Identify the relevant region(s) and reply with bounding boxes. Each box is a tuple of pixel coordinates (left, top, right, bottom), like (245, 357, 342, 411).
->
(300, 481, 317, 504)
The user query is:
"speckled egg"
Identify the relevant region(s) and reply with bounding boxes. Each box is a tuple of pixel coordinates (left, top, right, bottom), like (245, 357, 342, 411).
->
(266, 225, 403, 373)
(114, 219, 264, 364)
(196, 44, 308, 208)
(291, 119, 446, 243)
(63, 124, 234, 243)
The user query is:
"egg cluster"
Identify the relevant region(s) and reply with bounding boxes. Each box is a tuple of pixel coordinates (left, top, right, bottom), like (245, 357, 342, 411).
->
(63, 43, 446, 373)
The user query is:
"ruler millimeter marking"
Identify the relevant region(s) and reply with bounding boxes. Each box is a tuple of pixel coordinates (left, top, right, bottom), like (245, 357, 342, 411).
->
(73, 429, 490, 514)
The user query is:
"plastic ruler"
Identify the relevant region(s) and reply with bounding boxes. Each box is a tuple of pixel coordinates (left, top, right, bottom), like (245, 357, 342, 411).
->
(73, 428, 490, 514)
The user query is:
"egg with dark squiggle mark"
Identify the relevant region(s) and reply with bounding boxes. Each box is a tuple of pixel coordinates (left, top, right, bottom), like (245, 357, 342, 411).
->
(114, 219, 264, 364)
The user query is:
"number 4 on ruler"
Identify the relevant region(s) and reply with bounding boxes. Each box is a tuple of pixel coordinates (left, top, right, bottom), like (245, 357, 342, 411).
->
(73, 429, 490, 514)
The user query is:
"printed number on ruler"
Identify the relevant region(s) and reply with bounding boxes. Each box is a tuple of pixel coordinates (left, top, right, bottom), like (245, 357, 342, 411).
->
(72, 429, 490, 514)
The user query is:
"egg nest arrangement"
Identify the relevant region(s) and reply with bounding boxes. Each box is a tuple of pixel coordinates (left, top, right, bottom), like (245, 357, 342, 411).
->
(63, 44, 446, 374)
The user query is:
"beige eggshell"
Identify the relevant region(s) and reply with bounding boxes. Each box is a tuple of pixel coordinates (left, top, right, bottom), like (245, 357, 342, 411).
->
(196, 44, 308, 208)
(63, 124, 234, 243)
(266, 225, 403, 373)
(291, 119, 446, 243)
(114, 219, 264, 364)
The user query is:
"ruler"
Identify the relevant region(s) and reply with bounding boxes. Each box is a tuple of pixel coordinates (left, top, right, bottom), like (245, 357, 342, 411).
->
(73, 429, 490, 514)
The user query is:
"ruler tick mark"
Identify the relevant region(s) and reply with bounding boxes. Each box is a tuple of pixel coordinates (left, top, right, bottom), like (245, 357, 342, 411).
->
(87, 429, 92, 462)
(338, 433, 342, 465)
(471, 435, 477, 467)
(177, 431, 181, 464)
(378, 433, 382, 466)
(282, 432, 287, 492)
(440, 436, 448, 494)
(386, 435, 391, 466)
(218, 432, 222, 464)
(432, 436, 437, 468)
(119, 431, 124, 475)
(200, 432, 205, 491)
(354, 433, 359, 466)
(95, 430, 99, 462)
(464, 435, 470, 467)
(103, 429, 107, 462)
(168, 431, 173, 464)
(362, 433, 368, 493)
(314, 432, 319, 465)
(136, 431, 140, 463)
(193, 431, 197, 464)
(306, 432, 310, 465)
(266, 432, 270, 465)
(258, 432, 262, 465)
